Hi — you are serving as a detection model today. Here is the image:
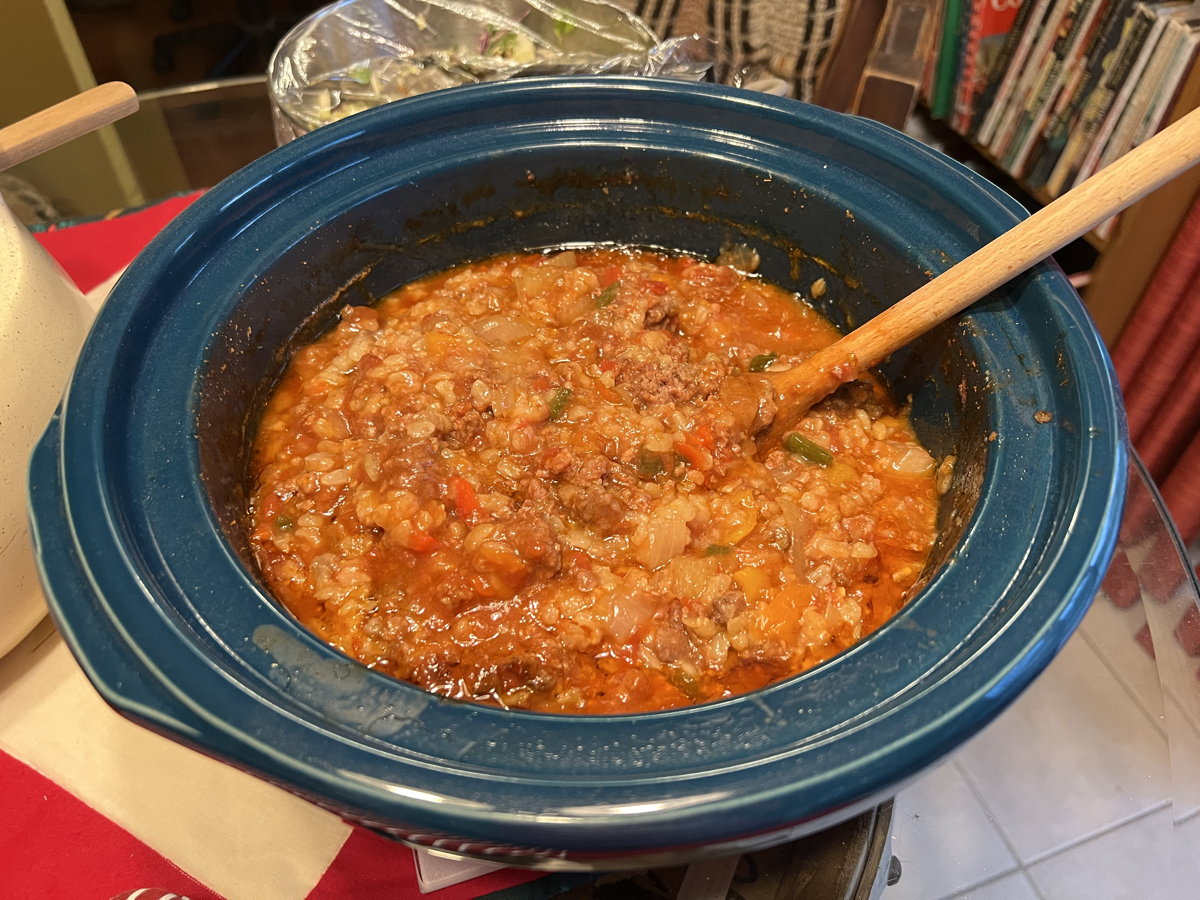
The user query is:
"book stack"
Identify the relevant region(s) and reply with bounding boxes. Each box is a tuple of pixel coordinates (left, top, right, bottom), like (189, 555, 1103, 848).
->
(927, 0, 1200, 239)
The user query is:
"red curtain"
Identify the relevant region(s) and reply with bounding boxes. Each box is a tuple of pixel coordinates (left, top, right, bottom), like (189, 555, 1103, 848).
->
(1111, 193, 1200, 545)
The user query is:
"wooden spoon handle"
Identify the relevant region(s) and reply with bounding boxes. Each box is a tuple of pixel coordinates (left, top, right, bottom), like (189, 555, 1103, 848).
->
(0, 82, 139, 172)
(766, 103, 1200, 442)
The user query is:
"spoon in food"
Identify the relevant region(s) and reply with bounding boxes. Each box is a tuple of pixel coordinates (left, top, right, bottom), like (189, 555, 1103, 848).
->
(0, 82, 138, 172)
(760, 103, 1200, 447)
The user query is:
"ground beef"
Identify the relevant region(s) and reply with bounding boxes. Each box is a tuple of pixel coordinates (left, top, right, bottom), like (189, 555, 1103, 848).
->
(651, 604, 701, 668)
(442, 398, 487, 448)
(819, 379, 885, 419)
(558, 482, 625, 532)
(643, 292, 679, 328)
(500, 508, 563, 578)
(612, 339, 724, 408)
(709, 590, 746, 626)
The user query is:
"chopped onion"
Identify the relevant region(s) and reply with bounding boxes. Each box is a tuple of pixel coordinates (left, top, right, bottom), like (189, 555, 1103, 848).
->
(667, 557, 729, 602)
(936, 455, 956, 494)
(475, 315, 535, 346)
(887, 444, 936, 477)
(637, 515, 689, 570)
(777, 497, 813, 580)
(635, 500, 696, 570)
(555, 288, 597, 326)
(606, 589, 656, 643)
(807, 534, 878, 559)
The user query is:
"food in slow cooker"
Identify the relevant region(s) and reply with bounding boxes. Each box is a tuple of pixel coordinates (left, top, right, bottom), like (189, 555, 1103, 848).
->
(248, 247, 940, 714)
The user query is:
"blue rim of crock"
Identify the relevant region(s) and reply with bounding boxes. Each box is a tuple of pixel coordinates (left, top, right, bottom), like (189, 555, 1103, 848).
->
(29, 77, 1127, 855)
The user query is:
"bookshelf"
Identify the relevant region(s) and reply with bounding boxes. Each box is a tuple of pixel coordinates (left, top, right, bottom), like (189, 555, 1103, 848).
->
(1083, 60, 1200, 342)
(915, 0, 1200, 346)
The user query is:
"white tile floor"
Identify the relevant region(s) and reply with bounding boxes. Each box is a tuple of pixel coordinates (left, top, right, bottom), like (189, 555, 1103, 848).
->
(885, 589, 1199, 900)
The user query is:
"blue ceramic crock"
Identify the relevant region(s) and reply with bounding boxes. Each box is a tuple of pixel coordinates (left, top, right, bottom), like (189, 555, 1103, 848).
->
(28, 77, 1126, 869)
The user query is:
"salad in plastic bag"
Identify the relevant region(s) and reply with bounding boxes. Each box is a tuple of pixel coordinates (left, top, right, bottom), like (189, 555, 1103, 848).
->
(268, 0, 710, 142)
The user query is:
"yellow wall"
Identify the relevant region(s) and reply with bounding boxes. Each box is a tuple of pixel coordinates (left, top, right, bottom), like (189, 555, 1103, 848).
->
(1, 0, 142, 217)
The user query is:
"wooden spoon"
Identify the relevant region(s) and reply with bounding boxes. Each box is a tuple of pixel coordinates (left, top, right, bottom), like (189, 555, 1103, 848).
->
(0, 82, 139, 172)
(762, 103, 1200, 446)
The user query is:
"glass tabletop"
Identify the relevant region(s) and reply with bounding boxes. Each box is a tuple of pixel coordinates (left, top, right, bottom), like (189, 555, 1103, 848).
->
(115, 75, 279, 208)
(2, 76, 281, 226)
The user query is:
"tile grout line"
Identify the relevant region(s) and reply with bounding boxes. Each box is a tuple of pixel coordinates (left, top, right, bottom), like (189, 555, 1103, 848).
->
(890, 758, 1025, 899)
(945, 637, 1107, 895)
(1020, 799, 1173, 867)
(935, 865, 1046, 900)
(1162, 682, 1200, 741)
(949, 625, 1168, 866)
(940, 806, 1176, 900)
(947, 756, 1032, 892)
(932, 627, 1171, 897)
(1080, 611, 1200, 823)
(1077, 617, 1168, 738)
(949, 754, 1172, 887)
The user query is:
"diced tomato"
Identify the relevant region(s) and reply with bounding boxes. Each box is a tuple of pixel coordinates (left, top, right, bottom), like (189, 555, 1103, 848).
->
(598, 265, 622, 287)
(693, 422, 716, 452)
(596, 383, 621, 403)
(448, 475, 479, 517)
(566, 550, 593, 570)
(643, 280, 668, 295)
(408, 530, 441, 553)
(468, 572, 497, 598)
(258, 491, 285, 520)
(673, 439, 708, 469)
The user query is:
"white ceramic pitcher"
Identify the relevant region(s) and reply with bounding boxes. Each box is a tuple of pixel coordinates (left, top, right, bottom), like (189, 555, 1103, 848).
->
(0, 197, 94, 657)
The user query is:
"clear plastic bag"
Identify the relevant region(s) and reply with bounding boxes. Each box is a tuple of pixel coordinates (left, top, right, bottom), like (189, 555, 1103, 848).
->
(268, 0, 710, 143)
